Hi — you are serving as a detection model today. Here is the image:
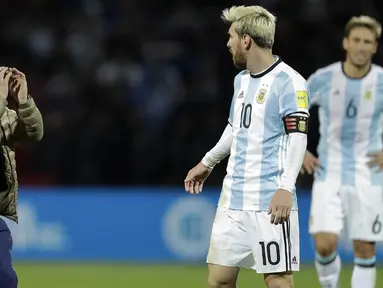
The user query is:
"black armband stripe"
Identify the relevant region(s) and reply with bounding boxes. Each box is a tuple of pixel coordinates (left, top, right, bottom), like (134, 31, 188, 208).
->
(284, 111, 310, 117)
(283, 115, 308, 134)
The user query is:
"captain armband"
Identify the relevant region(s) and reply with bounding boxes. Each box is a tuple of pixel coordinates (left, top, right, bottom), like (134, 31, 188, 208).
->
(283, 115, 308, 134)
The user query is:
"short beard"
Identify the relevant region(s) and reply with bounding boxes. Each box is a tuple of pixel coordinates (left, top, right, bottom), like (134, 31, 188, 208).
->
(233, 52, 247, 70)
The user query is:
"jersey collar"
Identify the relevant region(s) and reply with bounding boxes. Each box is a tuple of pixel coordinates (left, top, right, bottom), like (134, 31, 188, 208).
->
(250, 56, 282, 78)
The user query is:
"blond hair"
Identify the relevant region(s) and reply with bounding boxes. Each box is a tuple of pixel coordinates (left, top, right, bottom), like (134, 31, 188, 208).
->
(221, 5, 276, 49)
(345, 15, 382, 40)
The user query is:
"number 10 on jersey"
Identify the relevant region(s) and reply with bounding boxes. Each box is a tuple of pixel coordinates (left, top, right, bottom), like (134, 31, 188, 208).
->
(240, 103, 252, 129)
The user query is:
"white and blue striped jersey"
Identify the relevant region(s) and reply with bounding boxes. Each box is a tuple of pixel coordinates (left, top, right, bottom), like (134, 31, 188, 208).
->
(308, 62, 383, 186)
(219, 58, 309, 211)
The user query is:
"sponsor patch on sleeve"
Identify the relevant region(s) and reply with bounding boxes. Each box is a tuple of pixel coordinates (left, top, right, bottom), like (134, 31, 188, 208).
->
(296, 90, 308, 109)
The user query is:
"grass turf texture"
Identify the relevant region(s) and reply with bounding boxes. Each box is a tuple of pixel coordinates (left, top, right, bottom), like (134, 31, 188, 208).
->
(15, 263, 383, 287)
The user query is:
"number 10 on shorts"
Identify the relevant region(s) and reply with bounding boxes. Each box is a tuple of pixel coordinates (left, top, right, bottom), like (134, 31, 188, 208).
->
(259, 241, 281, 266)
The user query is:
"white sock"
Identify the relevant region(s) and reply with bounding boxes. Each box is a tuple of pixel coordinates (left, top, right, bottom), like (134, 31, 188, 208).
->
(315, 252, 341, 288)
(352, 257, 376, 288)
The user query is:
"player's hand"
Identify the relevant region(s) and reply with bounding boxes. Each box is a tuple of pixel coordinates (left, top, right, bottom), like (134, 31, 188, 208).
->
(268, 189, 292, 225)
(367, 151, 383, 172)
(9, 68, 28, 105)
(0, 67, 12, 100)
(300, 150, 319, 175)
(184, 162, 212, 194)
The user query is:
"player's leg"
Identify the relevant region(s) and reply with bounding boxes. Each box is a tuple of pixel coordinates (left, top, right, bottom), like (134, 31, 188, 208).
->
(264, 271, 294, 288)
(309, 181, 343, 288)
(245, 210, 300, 288)
(352, 240, 376, 288)
(346, 186, 383, 288)
(0, 218, 17, 288)
(207, 264, 239, 288)
(313, 233, 340, 288)
(206, 207, 252, 288)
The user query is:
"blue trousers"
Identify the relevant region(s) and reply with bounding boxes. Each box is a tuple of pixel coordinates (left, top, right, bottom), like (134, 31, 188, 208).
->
(0, 218, 17, 288)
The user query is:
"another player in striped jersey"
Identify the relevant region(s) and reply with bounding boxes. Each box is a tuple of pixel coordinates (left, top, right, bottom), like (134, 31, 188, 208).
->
(184, 5, 309, 288)
(302, 16, 383, 288)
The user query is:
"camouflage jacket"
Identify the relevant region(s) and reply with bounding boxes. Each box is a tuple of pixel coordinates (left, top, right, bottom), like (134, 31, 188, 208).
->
(0, 95, 43, 222)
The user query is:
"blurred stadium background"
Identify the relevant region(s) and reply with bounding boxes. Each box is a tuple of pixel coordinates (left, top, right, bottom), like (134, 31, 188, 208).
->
(2, 0, 383, 287)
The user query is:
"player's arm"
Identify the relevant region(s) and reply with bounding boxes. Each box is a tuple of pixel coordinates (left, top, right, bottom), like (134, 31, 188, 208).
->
(184, 73, 241, 193)
(366, 76, 383, 169)
(300, 72, 323, 173)
(11, 96, 44, 143)
(201, 88, 236, 169)
(201, 72, 241, 169)
(279, 78, 309, 192)
(201, 124, 233, 169)
(307, 72, 322, 107)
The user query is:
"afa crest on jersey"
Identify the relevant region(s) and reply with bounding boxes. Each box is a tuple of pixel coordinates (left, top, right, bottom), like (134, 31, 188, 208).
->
(364, 90, 372, 100)
(298, 119, 307, 132)
(256, 88, 268, 104)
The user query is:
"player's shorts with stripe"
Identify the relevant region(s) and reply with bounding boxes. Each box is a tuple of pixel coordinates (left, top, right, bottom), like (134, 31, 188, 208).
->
(309, 180, 383, 241)
(206, 207, 300, 274)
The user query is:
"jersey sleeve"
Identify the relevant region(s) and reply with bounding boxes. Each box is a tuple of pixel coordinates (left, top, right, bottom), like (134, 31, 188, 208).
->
(228, 73, 242, 125)
(279, 76, 309, 135)
(201, 124, 233, 169)
(378, 73, 383, 112)
(279, 133, 307, 192)
(307, 72, 322, 106)
(279, 76, 309, 117)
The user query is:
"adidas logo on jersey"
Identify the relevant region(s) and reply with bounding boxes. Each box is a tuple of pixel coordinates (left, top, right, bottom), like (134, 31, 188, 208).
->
(292, 256, 298, 264)
(238, 91, 244, 98)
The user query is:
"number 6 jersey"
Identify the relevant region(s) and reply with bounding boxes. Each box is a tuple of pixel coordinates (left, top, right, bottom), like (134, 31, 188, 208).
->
(219, 57, 310, 211)
(308, 62, 383, 187)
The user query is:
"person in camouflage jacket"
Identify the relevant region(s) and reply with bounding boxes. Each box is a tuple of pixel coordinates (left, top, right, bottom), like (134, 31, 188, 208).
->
(0, 67, 43, 288)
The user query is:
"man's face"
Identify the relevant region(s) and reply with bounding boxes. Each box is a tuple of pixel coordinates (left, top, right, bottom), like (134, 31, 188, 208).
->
(227, 24, 247, 69)
(343, 26, 378, 67)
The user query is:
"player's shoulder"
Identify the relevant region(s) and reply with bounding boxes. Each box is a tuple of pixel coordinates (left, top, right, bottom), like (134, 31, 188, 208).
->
(313, 61, 341, 75)
(371, 63, 383, 76)
(309, 62, 342, 82)
(234, 69, 249, 79)
(232, 70, 249, 85)
(371, 64, 383, 92)
(273, 61, 306, 90)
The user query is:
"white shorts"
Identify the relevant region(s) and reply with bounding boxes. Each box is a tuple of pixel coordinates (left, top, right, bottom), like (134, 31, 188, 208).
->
(206, 207, 300, 274)
(309, 181, 383, 241)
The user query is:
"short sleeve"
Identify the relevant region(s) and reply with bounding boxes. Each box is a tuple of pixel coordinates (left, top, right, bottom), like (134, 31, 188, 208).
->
(228, 95, 235, 125)
(279, 77, 309, 117)
(228, 73, 242, 125)
(307, 73, 322, 106)
(377, 72, 383, 112)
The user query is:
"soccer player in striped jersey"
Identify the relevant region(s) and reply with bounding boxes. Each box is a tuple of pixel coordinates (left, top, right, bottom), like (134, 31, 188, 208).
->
(302, 16, 383, 288)
(184, 5, 309, 288)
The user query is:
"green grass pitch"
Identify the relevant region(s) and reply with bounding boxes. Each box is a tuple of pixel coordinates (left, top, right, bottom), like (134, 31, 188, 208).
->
(15, 263, 383, 287)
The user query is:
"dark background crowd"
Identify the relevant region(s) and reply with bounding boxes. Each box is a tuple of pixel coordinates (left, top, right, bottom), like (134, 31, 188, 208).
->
(3, 0, 383, 188)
